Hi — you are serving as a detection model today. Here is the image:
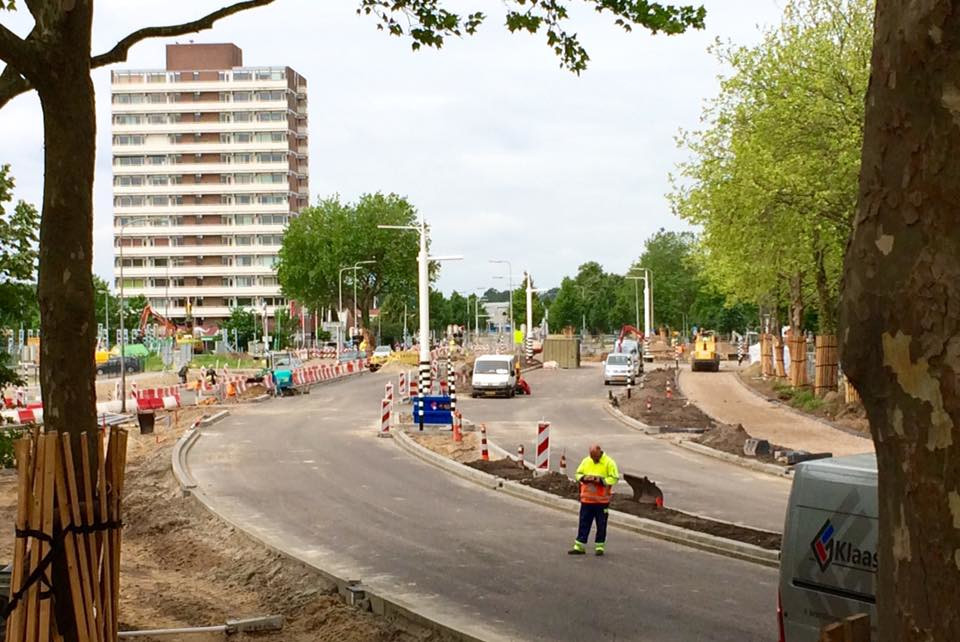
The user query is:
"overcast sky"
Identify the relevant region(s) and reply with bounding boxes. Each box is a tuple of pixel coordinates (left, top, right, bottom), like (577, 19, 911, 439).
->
(0, 0, 784, 294)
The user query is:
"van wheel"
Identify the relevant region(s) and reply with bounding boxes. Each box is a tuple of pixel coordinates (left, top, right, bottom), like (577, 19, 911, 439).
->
(96, 368, 104, 376)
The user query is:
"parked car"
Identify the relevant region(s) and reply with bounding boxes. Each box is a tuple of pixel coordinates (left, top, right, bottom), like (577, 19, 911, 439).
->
(471, 354, 518, 398)
(370, 345, 392, 364)
(95, 356, 142, 377)
(779, 453, 877, 641)
(603, 352, 640, 385)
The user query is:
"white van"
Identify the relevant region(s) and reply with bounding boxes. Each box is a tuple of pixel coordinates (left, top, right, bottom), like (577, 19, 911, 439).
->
(471, 354, 517, 398)
(779, 453, 877, 641)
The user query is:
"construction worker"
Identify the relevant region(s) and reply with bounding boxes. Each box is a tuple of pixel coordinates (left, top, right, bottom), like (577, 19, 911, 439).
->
(569, 444, 619, 556)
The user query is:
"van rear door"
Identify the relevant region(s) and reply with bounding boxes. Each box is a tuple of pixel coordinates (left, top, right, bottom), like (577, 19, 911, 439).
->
(781, 456, 878, 641)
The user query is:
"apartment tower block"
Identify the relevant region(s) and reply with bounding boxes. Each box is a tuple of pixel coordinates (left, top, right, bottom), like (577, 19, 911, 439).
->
(111, 43, 308, 329)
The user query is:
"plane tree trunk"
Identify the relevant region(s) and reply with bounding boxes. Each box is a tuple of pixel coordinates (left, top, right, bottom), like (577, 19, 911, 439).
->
(839, 2, 960, 639)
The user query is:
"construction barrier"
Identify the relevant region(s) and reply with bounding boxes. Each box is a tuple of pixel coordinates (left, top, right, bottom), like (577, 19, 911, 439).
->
(399, 371, 408, 400)
(385, 381, 394, 405)
(452, 410, 462, 442)
(536, 421, 550, 471)
(480, 423, 489, 461)
(379, 397, 391, 437)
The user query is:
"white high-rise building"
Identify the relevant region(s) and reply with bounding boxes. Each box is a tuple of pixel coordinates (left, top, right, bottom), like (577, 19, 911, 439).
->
(111, 43, 308, 330)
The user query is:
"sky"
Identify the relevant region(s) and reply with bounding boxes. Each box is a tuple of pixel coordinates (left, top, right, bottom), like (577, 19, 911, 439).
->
(0, 0, 784, 295)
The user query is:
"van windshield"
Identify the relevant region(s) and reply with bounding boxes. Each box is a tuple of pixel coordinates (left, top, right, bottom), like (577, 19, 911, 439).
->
(475, 361, 510, 375)
(607, 355, 630, 365)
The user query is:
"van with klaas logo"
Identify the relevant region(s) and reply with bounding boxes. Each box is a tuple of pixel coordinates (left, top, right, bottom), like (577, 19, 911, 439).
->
(778, 453, 877, 641)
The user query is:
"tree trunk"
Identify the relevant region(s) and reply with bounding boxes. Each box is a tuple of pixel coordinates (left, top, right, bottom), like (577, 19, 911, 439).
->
(813, 230, 838, 334)
(30, 5, 98, 641)
(839, 3, 960, 640)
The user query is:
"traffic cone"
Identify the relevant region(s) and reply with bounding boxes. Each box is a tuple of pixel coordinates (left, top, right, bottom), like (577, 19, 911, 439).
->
(517, 444, 525, 467)
(655, 496, 664, 509)
(645, 399, 652, 412)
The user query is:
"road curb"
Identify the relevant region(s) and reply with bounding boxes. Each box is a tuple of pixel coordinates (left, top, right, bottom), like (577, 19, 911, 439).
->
(602, 401, 658, 434)
(393, 429, 779, 568)
(172, 414, 492, 642)
(674, 438, 793, 478)
(730, 371, 871, 441)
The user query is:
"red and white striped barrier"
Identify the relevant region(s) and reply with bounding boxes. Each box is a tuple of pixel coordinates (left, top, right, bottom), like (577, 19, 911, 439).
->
(409, 371, 418, 398)
(385, 381, 394, 404)
(398, 372, 408, 400)
(536, 420, 550, 471)
(378, 397, 391, 437)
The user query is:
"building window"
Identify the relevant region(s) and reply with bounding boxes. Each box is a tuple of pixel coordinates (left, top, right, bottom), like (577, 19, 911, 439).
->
(113, 135, 145, 145)
(234, 91, 252, 102)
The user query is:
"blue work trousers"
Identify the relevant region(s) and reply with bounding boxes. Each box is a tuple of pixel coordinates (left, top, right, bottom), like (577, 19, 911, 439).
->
(576, 502, 609, 545)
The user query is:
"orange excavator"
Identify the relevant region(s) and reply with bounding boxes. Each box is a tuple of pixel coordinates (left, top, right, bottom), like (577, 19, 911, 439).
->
(614, 325, 645, 354)
(138, 304, 178, 337)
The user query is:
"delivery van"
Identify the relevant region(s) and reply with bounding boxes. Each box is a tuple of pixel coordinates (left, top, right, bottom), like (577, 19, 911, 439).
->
(471, 354, 517, 398)
(779, 453, 877, 641)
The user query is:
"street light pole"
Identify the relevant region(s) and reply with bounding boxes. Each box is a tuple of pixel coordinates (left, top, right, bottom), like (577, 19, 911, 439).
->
(490, 259, 512, 337)
(626, 275, 643, 330)
(119, 222, 127, 413)
(379, 219, 461, 429)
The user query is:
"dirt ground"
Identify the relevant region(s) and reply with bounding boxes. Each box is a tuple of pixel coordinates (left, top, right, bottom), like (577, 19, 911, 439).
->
(695, 423, 786, 464)
(738, 363, 870, 435)
(463, 459, 780, 550)
(1, 410, 452, 641)
(409, 432, 479, 463)
(616, 368, 716, 429)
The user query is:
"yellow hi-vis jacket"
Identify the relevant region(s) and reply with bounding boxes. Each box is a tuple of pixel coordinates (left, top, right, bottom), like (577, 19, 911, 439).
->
(575, 453, 619, 504)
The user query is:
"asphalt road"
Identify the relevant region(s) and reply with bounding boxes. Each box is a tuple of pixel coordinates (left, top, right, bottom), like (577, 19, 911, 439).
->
(189, 373, 778, 641)
(458, 362, 791, 532)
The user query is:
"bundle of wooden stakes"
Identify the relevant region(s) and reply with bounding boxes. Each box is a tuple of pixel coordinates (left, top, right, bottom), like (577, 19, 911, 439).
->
(4, 427, 128, 642)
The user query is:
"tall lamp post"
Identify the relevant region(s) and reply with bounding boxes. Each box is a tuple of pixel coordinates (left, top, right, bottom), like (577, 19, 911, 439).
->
(379, 218, 461, 429)
(338, 260, 374, 356)
(118, 221, 128, 412)
(626, 275, 643, 330)
(489, 259, 513, 335)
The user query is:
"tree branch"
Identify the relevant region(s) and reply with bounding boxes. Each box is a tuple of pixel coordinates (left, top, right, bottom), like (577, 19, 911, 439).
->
(0, 64, 32, 110)
(91, 0, 276, 69)
(0, 22, 33, 73)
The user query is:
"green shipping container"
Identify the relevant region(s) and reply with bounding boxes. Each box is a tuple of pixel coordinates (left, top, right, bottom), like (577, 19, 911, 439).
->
(542, 336, 580, 368)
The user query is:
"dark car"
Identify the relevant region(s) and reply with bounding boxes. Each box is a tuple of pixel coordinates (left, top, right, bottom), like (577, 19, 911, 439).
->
(95, 356, 142, 377)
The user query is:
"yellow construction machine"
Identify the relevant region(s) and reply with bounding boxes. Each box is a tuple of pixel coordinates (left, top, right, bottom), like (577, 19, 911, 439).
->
(690, 330, 721, 372)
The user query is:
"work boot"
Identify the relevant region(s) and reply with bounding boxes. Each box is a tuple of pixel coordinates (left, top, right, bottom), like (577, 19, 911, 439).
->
(568, 541, 586, 555)
(595, 543, 605, 556)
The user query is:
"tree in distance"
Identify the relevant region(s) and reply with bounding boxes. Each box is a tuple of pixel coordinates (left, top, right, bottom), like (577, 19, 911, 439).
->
(277, 193, 422, 330)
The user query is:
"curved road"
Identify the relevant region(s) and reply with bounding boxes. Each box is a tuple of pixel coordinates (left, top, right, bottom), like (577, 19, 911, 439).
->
(459, 362, 790, 532)
(189, 373, 777, 641)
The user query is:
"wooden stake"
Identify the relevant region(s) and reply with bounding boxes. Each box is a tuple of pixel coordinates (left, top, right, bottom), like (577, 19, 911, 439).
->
(80, 434, 105, 642)
(109, 429, 127, 640)
(38, 431, 58, 642)
(24, 434, 46, 642)
(53, 436, 91, 642)
(62, 436, 98, 641)
(7, 438, 32, 642)
(96, 432, 113, 642)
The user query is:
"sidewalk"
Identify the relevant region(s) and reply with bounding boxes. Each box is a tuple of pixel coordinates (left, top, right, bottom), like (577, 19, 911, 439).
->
(679, 366, 873, 457)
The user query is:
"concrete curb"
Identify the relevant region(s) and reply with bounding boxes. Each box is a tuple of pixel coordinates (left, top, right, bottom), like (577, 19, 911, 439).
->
(730, 371, 871, 441)
(674, 438, 793, 479)
(172, 412, 492, 642)
(602, 401, 659, 435)
(394, 429, 779, 568)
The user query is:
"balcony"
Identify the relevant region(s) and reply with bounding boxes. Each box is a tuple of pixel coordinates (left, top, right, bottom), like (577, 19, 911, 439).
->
(110, 79, 288, 94)
(116, 265, 276, 278)
(144, 305, 284, 319)
(111, 100, 288, 114)
(112, 161, 289, 176)
(115, 244, 282, 257)
(113, 182, 291, 196)
(118, 285, 282, 298)
(113, 224, 285, 236)
(113, 202, 292, 216)
(112, 120, 289, 135)
(112, 140, 289, 155)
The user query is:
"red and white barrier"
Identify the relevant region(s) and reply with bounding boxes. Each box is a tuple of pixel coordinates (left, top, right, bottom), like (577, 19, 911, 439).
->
(385, 381, 394, 404)
(409, 371, 418, 398)
(398, 372, 408, 400)
(536, 420, 550, 471)
(379, 397, 391, 437)
(480, 423, 489, 461)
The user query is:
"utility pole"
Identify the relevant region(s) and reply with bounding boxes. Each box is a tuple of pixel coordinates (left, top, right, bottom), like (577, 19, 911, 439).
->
(525, 272, 533, 362)
(626, 275, 643, 330)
